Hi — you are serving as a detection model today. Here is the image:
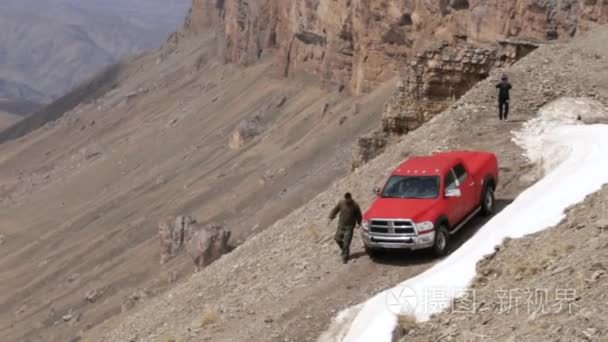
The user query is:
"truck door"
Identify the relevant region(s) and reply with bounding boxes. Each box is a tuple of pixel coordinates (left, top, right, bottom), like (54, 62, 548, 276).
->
(453, 163, 477, 217)
(444, 169, 464, 227)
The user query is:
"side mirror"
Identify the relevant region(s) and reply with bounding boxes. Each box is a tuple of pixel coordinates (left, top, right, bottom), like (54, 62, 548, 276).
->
(445, 188, 462, 198)
(373, 187, 381, 196)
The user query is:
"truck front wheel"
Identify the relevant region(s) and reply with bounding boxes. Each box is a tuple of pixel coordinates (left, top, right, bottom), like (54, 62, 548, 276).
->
(432, 225, 450, 257)
(364, 245, 382, 258)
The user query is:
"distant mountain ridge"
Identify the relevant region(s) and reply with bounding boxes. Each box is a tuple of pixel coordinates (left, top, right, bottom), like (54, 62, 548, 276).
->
(0, 0, 190, 114)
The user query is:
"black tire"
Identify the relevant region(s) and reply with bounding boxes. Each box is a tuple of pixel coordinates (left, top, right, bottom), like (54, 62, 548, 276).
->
(432, 225, 450, 257)
(365, 245, 382, 258)
(480, 184, 495, 217)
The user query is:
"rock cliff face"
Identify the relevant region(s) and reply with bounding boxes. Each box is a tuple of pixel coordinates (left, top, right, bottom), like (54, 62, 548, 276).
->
(183, 0, 607, 94)
(182, 0, 607, 171)
(382, 39, 537, 135)
(351, 38, 537, 170)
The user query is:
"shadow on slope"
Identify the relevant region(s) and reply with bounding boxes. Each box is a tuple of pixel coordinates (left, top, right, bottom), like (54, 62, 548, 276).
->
(0, 99, 42, 116)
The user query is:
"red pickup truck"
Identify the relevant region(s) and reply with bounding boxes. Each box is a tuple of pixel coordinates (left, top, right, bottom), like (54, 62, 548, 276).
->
(361, 151, 498, 257)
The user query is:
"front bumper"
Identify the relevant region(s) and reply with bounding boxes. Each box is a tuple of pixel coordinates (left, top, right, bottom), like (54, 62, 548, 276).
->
(361, 230, 435, 250)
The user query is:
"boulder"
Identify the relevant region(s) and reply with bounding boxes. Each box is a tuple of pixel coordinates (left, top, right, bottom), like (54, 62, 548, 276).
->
(159, 216, 194, 264)
(159, 216, 232, 271)
(186, 224, 232, 272)
(121, 289, 148, 313)
(84, 288, 104, 303)
(228, 116, 263, 149)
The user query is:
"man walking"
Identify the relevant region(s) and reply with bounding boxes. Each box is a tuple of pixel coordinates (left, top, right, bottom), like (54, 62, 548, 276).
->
(329, 192, 362, 264)
(496, 74, 512, 121)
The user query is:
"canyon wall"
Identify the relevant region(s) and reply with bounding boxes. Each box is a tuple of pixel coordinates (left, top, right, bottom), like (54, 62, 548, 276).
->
(183, 0, 608, 93)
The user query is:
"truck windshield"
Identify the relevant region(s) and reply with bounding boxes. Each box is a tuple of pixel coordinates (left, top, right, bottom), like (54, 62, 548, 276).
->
(381, 176, 440, 199)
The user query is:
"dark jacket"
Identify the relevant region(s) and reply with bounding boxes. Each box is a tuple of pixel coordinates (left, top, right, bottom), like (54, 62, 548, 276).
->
(329, 199, 362, 228)
(496, 81, 512, 102)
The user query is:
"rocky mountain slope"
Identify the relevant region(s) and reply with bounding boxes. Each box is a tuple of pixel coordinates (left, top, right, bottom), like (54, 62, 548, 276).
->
(1, 1, 607, 342)
(0, 0, 190, 113)
(0, 32, 396, 341)
(92, 25, 608, 342)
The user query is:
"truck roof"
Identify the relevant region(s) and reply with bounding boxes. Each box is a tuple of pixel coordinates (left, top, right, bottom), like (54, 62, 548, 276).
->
(393, 151, 491, 176)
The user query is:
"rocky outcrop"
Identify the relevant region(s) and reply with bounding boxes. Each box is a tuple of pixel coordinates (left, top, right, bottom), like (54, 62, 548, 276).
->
(159, 216, 232, 271)
(228, 116, 263, 149)
(382, 39, 537, 136)
(383, 42, 496, 135)
(185, 0, 278, 65)
(496, 39, 539, 67)
(84, 288, 104, 303)
(183, 0, 608, 94)
(159, 216, 192, 264)
(186, 224, 232, 272)
(350, 38, 537, 169)
(351, 132, 389, 171)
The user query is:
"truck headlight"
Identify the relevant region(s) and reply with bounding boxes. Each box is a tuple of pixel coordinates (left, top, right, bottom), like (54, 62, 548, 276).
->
(362, 220, 370, 231)
(416, 221, 434, 234)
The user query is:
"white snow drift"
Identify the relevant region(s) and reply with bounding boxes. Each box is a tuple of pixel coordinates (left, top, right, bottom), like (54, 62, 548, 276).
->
(319, 97, 608, 342)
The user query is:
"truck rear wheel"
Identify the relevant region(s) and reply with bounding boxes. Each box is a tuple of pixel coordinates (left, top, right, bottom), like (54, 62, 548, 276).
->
(432, 225, 449, 257)
(480, 185, 495, 217)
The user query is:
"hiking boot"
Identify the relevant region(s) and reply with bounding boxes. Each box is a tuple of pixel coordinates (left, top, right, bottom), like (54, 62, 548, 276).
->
(342, 256, 349, 264)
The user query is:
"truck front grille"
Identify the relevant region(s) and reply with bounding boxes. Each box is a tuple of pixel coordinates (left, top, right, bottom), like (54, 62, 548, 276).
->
(370, 227, 389, 233)
(395, 228, 416, 234)
(370, 219, 416, 235)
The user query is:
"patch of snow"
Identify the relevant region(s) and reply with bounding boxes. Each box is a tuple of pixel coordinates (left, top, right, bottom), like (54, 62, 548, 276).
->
(513, 97, 608, 173)
(320, 97, 608, 342)
(318, 305, 364, 342)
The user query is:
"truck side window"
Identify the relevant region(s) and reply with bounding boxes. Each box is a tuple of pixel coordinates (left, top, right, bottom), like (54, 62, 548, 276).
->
(445, 169, 458, 191)
(453, 163, 468, 183)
